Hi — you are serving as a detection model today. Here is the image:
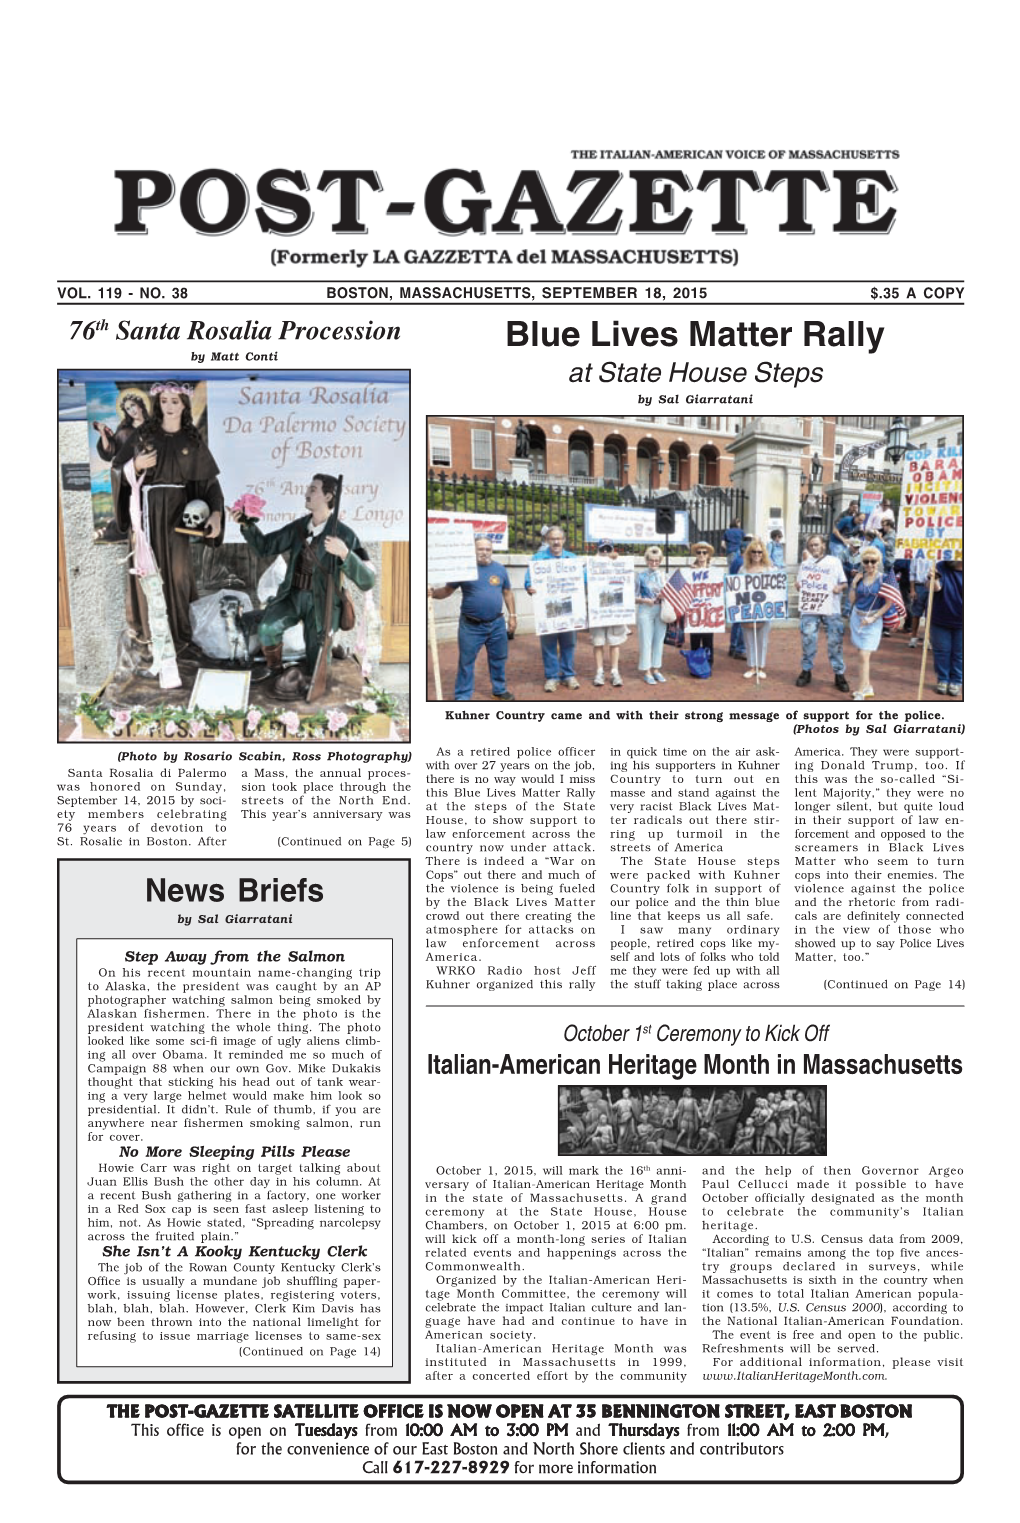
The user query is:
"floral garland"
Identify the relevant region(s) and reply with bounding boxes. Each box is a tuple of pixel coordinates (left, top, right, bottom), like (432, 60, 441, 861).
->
(77, 684, 397, 741)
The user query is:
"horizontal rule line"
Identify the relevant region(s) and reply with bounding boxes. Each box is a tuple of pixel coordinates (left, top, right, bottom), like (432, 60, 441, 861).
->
(57, 301, 964, 308)
(424, 1003, 965, 1009)
(57, 277, 965, 283)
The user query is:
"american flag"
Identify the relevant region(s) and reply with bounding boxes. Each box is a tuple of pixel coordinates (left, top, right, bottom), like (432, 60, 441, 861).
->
(661, 569, 696, 618)
(881, 573, 907, 630)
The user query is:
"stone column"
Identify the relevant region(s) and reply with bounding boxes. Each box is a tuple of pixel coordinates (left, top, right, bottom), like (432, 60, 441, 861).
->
(725, 418, 805, 546)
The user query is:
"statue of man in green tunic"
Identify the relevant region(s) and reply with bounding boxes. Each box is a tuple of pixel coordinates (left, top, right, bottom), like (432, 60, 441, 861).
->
(231, 473, 376, 699)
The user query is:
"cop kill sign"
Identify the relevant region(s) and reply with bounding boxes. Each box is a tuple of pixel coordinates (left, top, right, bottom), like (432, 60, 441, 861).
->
(206, 373, 409, 541)
(895, 442, 963, 561)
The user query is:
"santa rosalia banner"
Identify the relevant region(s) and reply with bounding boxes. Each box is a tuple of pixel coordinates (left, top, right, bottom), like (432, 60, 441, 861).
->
(206, 372, 409, 542)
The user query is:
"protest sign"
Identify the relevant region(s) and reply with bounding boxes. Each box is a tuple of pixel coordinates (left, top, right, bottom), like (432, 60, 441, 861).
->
(530, 557, 588, 635)
(798, 563, 842, 616)
(427, 519, 480, 584)
(895, 445, 963, 561)
(586, 556, 636, 629)
(426, 512, 509, 549)
(665, 566, 726, 630)
(725, 570, 789, 623)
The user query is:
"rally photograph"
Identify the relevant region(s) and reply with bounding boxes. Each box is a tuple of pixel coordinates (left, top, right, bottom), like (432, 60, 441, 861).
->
(425, 414, 962, 705)
(58, 370, 410, 741)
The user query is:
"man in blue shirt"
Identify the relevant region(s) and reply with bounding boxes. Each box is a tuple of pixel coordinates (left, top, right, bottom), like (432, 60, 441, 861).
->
(430, 536, 517, 701)
(829, 507, 864, 561)
(724, 517, 745, 560)
(524, 526, 581, 690)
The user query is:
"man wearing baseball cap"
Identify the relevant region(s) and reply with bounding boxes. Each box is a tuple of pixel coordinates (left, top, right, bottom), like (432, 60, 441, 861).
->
(524, 526, 581, 691)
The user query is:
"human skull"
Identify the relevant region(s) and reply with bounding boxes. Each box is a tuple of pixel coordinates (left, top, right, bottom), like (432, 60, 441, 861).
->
(182, 498, 210, 530)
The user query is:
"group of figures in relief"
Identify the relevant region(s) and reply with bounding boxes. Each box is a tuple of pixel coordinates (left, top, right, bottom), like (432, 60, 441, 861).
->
(558, 1085, 827, 1157)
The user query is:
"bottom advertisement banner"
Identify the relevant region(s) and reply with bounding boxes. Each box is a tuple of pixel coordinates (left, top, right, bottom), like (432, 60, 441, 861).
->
(59, 1392, 962, 1484)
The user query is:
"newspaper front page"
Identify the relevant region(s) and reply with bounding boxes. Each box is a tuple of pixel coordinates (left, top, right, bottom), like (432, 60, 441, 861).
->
(33, 15, 998, 1521)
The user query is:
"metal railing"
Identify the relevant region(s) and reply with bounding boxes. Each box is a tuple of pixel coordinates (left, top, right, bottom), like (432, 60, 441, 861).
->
(426, 471, 748, 556)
